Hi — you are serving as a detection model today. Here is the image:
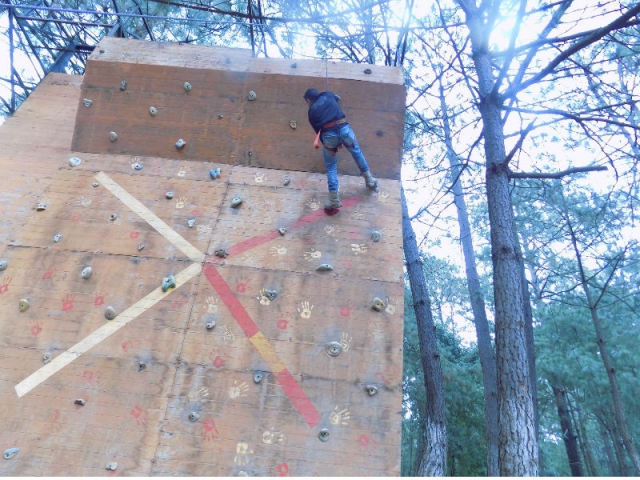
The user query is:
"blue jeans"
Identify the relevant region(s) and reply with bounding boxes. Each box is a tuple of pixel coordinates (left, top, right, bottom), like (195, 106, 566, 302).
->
(321, 123, 370, 192)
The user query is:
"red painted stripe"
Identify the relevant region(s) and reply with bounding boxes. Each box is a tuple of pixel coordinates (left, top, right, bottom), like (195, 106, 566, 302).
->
(209, 194, 362, 262)
(202, 263, 260, 338)
(201, 195, 362, 429)
(276, 368, 321, 429)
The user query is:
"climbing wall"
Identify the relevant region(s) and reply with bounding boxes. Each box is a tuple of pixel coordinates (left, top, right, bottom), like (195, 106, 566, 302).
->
(0, 38, 405, 476)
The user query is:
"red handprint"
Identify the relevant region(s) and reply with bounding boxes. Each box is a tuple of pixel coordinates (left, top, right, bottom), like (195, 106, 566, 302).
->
(0, 277, 12, 294)
(203, 418, 219, 441)
(130, 406, 148, 426)
(61, 294, 75, 311)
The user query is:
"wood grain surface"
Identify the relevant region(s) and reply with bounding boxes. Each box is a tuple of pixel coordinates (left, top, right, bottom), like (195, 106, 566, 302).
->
(0, 38, 404, 477)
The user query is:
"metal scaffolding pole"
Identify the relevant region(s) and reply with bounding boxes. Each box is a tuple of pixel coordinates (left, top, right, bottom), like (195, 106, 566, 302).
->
(9, 5, 15, 114)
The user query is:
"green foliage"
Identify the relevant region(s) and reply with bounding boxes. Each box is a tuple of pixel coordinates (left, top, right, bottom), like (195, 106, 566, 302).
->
(402, 258, 488, 476)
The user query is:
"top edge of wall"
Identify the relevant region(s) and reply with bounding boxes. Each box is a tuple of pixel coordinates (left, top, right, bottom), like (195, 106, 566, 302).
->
(91, 37, 404, 85)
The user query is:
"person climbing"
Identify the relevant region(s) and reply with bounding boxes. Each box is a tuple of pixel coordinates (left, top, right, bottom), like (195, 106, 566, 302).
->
(303, 87, 378, 211)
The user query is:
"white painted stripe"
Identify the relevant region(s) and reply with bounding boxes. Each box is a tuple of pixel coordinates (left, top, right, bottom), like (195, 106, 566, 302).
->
(15, 262, 202, 398)
(94, 171, 205, 263)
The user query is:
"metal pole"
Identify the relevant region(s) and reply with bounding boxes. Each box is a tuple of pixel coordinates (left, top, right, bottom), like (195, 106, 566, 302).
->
(9, 4, 16, 114)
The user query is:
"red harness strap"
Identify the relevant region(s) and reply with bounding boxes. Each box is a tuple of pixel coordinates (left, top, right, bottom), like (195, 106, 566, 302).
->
(313, 129, 343, 157)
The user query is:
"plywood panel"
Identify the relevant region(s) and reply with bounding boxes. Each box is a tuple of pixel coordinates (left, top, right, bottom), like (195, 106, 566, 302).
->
(72, 38, 405, 180)
(0, 38, 404, 477)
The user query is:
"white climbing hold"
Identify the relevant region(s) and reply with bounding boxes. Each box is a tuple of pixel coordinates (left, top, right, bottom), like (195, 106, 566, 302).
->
(69, 157, 82, 167)
(3, 448, 19, 460)
(81, 267, 92, 279)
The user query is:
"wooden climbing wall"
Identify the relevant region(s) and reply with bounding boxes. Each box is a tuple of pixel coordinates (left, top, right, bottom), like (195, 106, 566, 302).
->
(0, 38, 405, 477)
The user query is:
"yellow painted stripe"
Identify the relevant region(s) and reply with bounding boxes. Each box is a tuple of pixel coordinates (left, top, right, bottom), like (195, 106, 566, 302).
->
(95, 171, 205, 263)
(249, 332, 287, 375)
(15, 262, 202, 398)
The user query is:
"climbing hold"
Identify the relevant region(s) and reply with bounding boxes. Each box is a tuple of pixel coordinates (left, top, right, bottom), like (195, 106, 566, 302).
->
(253, 371, 264, 383)
(53, 234, 62, 243)
(138, 361, 146, 372)
(366, 384, 378, 396)
(290, 62, 297, 68)
(184, 82, 192, 92)
(109, 131, 118, 142)
(162, 275, 176, 292)
(217, 114, 224, 119)
(364, 68, 372, 74)
(137, 244, 145, 251)
(99, 48, 105, 53)
(247, 151, 253, 157)
(289, 120, 297, 129)
(0, 260, 7, 271)
(83, 98, 93, 107)
(104, 306, 117, 320)
(19, 299, 30, 312)
(92, 182, 99, 187)
(42, 353, 51, 364)
(205, 320, 216, 330)
(149, 106, 157, 116)
(74, 398, 86, 406)
(318, 429, 331, 442)
(214, 248, 228, 258)
(188, 412, 199, 422)
(165, 191, 174, 199)
(230, 197, 242, 208)
(109, 213, 118, 221)
(81, 266, 92, 279)
(247, 90, 257, 101)
(371, 231, 381, 242)
(372, 297, 384, 312)
(278, 227, 287, 236)
(106, 462, 118, 471)
(326, 341, 342, 357)
(315, 264, 333, 272)
(69, 157, 82, 167)
(36, 203, 47, 211)
(120, 80, 127, 91)
(376, 130, 383, 137)
(264, 289, 278, 301)
(3, 448, 19, 460)
(176, 139, 186, 149)
(187, 218, 196, 228)
(133, 163, 143, 171)
(209, 168, 221, 179)
(283, 175, 290, 186)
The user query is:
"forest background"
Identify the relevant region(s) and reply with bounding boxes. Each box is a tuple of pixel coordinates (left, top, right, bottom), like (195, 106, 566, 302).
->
(1, 0, 640, 476)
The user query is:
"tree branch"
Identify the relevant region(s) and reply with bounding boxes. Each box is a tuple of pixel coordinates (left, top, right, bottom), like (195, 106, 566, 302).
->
(508, 165, 607, 179)
(501, 3, 640, 100)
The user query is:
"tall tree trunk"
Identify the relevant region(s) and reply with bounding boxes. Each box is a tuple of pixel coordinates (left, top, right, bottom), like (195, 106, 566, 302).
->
(569, 396, 598, 476)
(515, 229, 539, 440)
(597, 408, 630, 476)
(566, 222, 640, 475)
(460, 4, 538, 475)
(552, 385, 584, 476)
(401, 187, 448, 476)
(439, 83, 499, 476)
(598, 416, 622, 476)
